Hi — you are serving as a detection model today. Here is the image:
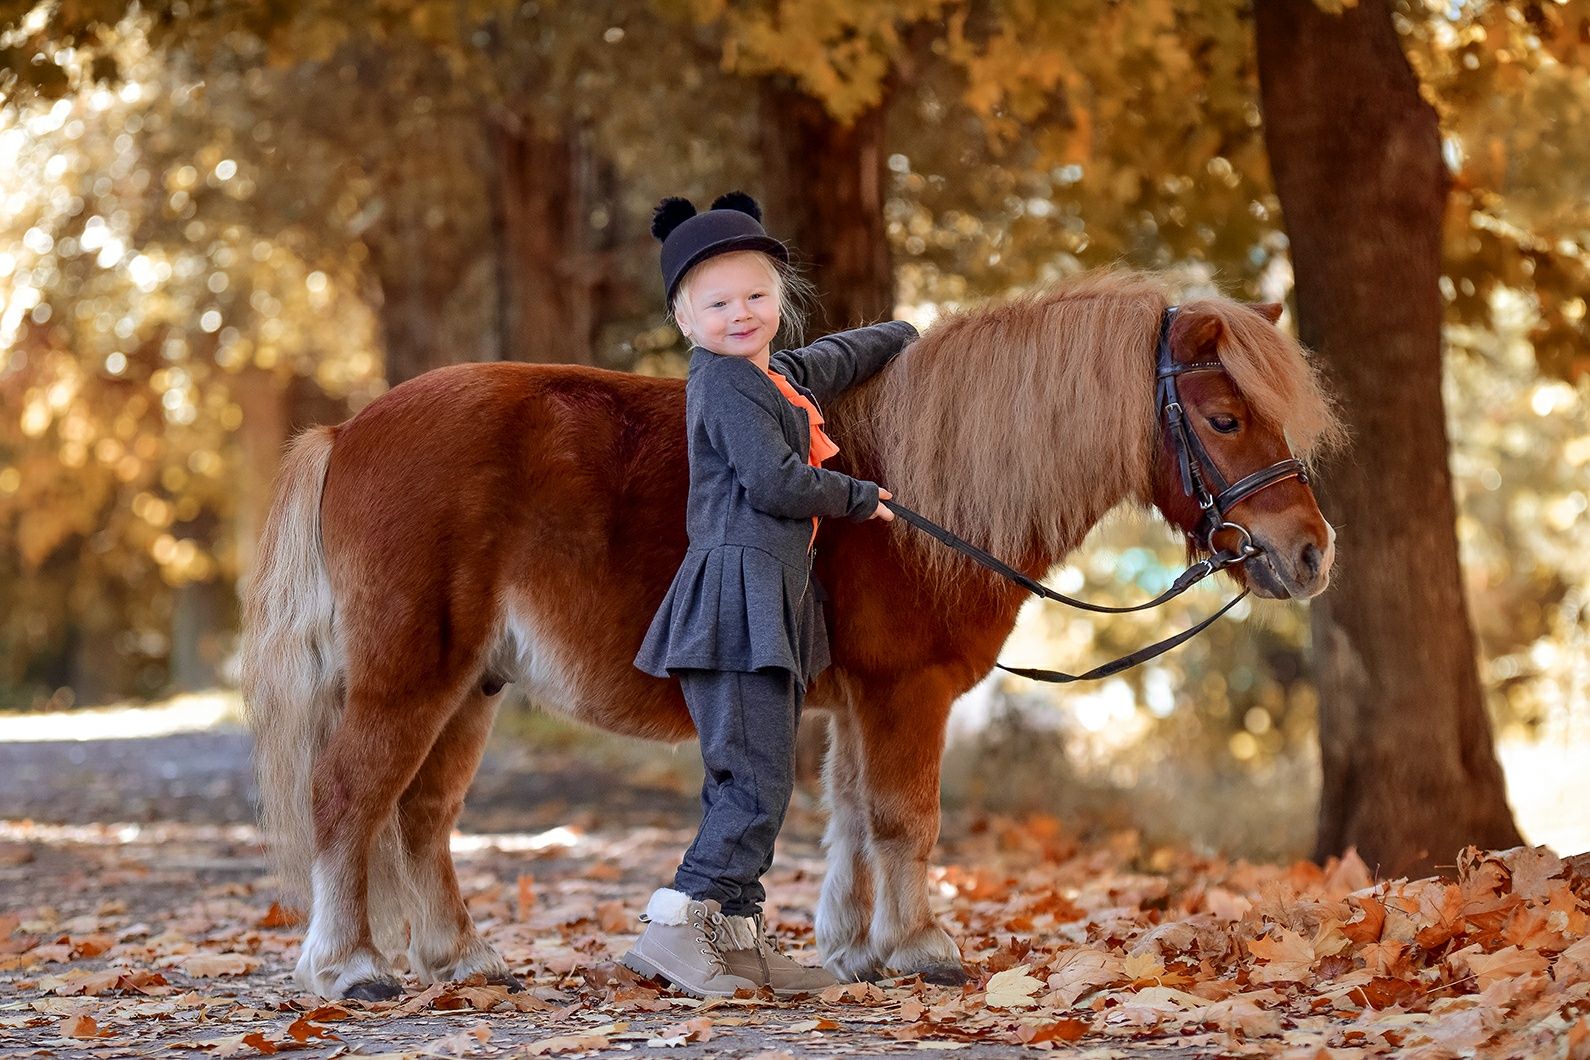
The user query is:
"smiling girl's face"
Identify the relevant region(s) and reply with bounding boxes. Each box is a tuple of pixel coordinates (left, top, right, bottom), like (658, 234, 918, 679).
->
(674, 252, 782, 368)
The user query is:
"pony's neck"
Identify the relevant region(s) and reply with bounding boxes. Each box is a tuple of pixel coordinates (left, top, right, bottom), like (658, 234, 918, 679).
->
(836, 280, 1164, 592)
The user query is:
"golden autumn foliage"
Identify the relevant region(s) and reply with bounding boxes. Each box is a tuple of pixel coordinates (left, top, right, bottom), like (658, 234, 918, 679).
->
(0, 0, 1584, 766)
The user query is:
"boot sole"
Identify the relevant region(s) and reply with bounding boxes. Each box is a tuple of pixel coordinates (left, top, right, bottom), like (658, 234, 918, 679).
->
(621, 951, 731, 1000)
(626, 952, 821, 998)
(621, 951, 671, 985)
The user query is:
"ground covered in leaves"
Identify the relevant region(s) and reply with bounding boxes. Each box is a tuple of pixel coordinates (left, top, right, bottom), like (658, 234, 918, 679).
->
(2, 715, 1588, 1058)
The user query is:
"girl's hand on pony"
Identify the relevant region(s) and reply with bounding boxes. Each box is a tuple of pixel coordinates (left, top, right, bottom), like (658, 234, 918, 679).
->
(870, 487, 895, 522)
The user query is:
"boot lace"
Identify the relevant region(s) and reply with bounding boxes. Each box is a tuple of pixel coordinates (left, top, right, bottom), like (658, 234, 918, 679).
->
(691, 908, 731, 975)
(753, 913, 781, 954)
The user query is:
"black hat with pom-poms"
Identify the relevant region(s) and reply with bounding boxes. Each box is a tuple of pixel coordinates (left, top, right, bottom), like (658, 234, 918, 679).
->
(655, 191, 788, 307)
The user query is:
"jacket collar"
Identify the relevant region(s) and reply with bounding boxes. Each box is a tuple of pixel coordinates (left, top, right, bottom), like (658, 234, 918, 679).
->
(688, 346, 818, 405)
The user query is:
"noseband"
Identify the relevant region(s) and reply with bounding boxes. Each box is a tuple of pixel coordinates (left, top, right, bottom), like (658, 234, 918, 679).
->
(1154, 306, 1309, 566)
(882, 306, 1317, 683)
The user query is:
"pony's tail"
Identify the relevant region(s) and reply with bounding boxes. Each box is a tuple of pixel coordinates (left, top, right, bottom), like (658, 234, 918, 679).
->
(240, 427, 341, 908)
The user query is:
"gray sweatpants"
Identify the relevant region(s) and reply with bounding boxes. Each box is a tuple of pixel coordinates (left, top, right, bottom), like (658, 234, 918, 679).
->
(672, 667, 801, 917)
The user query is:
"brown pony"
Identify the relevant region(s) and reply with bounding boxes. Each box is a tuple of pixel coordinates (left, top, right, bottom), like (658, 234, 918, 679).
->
(241, 270, 1343, 1000)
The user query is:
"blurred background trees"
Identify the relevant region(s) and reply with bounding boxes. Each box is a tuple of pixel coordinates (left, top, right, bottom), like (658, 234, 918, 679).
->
(1, 0, 1587, 863)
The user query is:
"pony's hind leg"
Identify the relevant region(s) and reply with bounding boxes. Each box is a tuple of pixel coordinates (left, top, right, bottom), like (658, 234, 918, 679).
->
(295, 678, 464, 1000)
(816, 709, 883, 981)
(399, 684, 516, 988)
(854, 672, 967, 985)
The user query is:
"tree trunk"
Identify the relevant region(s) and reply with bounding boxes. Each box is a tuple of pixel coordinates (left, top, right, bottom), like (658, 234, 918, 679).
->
(756, 83, 897, 785)
(487, 115, 611, 365)
(1255, 0, 1522, 875)
(757, 80, 895, 336)
(233, 368, 347, 585)
(366, 225, 465, 386)
(170, 576, 227, 692)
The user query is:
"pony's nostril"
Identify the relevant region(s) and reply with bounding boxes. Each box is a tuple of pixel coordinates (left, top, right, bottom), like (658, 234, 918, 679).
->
(1300, 542, 1322, 579)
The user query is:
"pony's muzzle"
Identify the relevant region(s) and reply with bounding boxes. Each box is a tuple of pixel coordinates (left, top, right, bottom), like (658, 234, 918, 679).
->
(1249, 532, 1333, 599)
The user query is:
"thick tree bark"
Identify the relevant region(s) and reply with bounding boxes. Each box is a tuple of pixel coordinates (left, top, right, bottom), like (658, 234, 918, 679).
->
(234, 368, 347, 583)
(487, 116, 612, 365)
(170, 577, 227, 692)
(757, 80, 895, 336)
(366, 219, 470, 386)
(756, 81, 896, 781)
(1255, 0, 1521, 874)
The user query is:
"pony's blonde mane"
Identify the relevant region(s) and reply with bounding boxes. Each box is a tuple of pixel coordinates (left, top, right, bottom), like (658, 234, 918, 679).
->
(833, 270, 1345, 592)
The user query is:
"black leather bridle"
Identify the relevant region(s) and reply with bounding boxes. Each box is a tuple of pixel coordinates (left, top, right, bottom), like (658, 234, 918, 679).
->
(881, 306, 1314, 683)
(1154, 306, 1310, 562)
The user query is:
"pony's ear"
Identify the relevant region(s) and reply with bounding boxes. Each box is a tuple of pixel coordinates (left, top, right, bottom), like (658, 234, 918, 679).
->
(1180, 312, 1223, 356)
(1252, 302, 1283, 324)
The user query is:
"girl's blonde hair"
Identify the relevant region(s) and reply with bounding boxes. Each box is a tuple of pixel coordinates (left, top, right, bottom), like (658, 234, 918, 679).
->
(671, 250, 818, 350)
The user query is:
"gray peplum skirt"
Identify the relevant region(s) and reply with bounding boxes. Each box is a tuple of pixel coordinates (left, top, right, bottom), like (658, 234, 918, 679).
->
(634, 544, 830, 690)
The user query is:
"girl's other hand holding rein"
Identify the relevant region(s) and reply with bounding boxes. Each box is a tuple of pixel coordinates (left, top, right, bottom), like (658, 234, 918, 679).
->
(870, 487, 895, 522)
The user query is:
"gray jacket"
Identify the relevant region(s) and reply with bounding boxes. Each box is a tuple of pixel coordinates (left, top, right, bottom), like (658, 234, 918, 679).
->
(634, 320, 918, 688)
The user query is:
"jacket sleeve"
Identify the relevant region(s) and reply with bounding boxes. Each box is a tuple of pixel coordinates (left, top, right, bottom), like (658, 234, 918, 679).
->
(701, 363, 881, 522)
(771, 320, 918, 405)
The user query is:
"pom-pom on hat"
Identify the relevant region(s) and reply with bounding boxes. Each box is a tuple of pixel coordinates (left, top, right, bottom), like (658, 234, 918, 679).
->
(655, 191, 789, 308)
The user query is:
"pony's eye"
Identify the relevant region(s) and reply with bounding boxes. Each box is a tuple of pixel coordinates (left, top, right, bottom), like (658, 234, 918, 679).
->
(1209, 414, 1240, 434)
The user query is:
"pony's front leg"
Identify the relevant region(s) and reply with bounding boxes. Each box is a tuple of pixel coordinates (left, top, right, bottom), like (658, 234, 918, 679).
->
(855, 673, 967, 985)
(296, 684, 456, 1000)
(816, 709, 882, 981)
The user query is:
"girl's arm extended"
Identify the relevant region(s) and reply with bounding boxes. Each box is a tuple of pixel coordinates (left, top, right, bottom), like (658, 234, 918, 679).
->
(701, 360, 880, 521)
(770, 320, 918, 405)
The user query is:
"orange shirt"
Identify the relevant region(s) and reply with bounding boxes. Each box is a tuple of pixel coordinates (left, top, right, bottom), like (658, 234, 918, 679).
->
(764, 366, 839, 548)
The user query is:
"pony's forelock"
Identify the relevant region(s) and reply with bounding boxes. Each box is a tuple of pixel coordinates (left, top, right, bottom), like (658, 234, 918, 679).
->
(1187, 298, 1348, 462)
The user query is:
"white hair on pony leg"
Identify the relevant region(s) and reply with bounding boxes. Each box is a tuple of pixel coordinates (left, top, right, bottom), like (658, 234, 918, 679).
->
(366, 821, 416, 962)
(867, 832, 961, 975)
(296, 856, 399, 996)
(403, 835, 510, 984)
(816, 709, 882, 981)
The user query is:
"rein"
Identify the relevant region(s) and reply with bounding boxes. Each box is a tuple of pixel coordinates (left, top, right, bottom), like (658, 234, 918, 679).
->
(883, 306, 1311, 684)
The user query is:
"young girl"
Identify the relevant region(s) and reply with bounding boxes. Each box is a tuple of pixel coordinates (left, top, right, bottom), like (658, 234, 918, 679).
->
(627, 192, 916, 998)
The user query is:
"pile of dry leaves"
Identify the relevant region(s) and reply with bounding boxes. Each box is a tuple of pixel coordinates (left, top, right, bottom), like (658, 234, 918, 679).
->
(1, 815, 1587, 1057)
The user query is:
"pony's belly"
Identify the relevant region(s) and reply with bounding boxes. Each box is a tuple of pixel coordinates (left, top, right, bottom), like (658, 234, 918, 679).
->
(494, 604, 580, 710)
(491, 601, 694, 743)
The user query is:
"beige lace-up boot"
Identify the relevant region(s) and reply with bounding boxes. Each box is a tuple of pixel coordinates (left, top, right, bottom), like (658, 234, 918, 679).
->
(718, 913, 840, 996)
(621, 889, 760, 998)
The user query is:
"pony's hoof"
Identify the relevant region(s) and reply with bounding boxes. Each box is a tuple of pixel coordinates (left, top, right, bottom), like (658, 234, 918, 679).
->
(823, 955, 883, 984)
(343, 976, 404, 1001)
(918, 961, 969, 986)
(489, 973, 524, 994)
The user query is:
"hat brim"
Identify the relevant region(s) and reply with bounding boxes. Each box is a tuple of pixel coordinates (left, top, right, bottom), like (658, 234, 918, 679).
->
(667, 235, 791, 307)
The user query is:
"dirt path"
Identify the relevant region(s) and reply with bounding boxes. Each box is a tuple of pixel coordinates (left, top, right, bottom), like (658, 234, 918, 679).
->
(4, 702, 1581, 1058)
(0, 707, 1204, 1057)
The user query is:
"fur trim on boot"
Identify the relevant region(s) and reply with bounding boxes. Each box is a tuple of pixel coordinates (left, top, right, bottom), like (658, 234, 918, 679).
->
(643, 888, 694, 926)
(717, 914, 760, 951)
